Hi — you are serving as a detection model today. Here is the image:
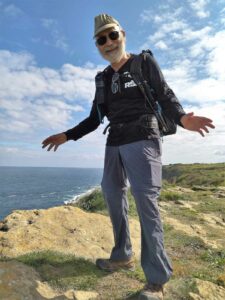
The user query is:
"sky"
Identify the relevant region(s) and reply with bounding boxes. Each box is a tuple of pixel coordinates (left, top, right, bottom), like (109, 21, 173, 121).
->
(0, 0, 225, 168)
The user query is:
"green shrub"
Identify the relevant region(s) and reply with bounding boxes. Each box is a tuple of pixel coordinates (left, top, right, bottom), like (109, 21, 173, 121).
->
(73, 188, 138, 216)
(74, 189, 107, 213)
(159, 190, 183, 201)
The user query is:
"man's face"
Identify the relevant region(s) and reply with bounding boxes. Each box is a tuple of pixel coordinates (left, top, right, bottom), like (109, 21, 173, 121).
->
(95, 26, 126, 64)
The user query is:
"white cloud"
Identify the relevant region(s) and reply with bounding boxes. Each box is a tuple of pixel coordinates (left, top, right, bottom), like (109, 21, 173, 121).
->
(0, 118, 31, 133)
(2, 147, 20, 154)
(0, 142, 106, 168)
(163, 56, 225, 103)
(149, 20, 188, 43)
(1, 3, 23, 17)
(162, 101, 225, 165)
(139, 4, 225, 105)
(188, 29, 225, 61)
(206, 31, 225, 80)
(0, 50, 102, 134)
(188, 0, 210, 18)
(220, 7, 225, 25)
(171, 26, 212, 42)
(138, 4, 225, 167)
(41, 18, 56, 29)
(214, 150, 225, 156)
(41, 18, 71, 54)
(155, 41, 169, 50)
(0, 50, 35, 70)
(140, 7, 183, 24)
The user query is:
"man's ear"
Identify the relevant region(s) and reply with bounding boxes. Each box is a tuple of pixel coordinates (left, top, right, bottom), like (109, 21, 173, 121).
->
(121, 30, 126, 37)
(121, 30, 126, 42)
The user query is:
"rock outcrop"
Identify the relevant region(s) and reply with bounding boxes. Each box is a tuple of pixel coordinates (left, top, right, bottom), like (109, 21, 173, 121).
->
(0, 260, 98, 300)
(0, 202, 224, 300)
(189, 278, 225, 300)
(0, 206, 141, 260)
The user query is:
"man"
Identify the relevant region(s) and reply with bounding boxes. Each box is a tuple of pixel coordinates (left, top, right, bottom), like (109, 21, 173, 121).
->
(42, 14, 215, 300)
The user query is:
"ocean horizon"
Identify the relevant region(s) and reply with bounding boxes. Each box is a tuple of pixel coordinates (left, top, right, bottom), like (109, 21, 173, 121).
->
(0, 166, 103, 221)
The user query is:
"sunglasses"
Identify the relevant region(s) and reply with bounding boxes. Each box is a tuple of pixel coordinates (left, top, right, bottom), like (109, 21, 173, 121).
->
(96, 31, 120, 46)
(111, 72, 120, 94)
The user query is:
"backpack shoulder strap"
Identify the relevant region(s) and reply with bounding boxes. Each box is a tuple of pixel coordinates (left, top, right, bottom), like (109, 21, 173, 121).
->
(142, 49, 153, 60)
(94, 66, 110, 123)
(130, 50, 164, 126)
(95, 71, 105, 105)
(130, 50, 172, 134)
(130, 53, 146, 98)
(94, 64, 110, 104)
(130, 50, 155, 100)
(130, 53, 143, 81)
(130, 49, 154, 85)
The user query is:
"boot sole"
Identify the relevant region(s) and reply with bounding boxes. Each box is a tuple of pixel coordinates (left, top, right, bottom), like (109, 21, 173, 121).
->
(96, 264, 135, 272)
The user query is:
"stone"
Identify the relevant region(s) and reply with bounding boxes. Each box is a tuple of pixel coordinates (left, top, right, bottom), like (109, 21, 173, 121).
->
(0, 206, 141, 260)
(189, 278, 225, 300)
(0, 260, 98, 300)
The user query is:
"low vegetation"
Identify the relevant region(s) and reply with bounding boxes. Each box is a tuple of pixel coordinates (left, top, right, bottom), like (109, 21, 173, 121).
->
(162, 162, 225, 187)
(1, 163, 225, 299)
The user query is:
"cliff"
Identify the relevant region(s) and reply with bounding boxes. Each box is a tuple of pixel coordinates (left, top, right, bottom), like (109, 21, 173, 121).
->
(0, 163, 225, 299)
(0, 206, 141, 259)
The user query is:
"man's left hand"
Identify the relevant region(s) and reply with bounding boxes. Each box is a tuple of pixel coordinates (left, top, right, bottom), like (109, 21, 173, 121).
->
(180, 112, 215, 137)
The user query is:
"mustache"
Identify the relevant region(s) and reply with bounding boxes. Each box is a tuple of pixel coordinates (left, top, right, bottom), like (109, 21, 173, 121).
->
(104, 46, 118, 53)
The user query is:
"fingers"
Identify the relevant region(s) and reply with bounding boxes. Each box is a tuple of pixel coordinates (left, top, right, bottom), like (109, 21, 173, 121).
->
(197, 117, 215, 135)
(47, 143, 55, 152)
(42, 135, 59, 151)
(198, 121, 215, 136)
(54, 145, 59, 152)
(202, 126, 209, 133)
(206, 123, 215, 129)
(42, 136, 53, 148)
(198, 129, 204, 137)
(202, 117, 213, 123)
(41, 136, 59, 152)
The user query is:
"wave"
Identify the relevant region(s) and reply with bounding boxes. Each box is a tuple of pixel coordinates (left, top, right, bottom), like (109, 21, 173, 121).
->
(64, 185, 100, 205)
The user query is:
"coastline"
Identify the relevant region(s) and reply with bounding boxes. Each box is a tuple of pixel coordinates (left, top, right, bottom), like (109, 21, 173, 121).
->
(0, 167, 103, 221)
(63, 185, 101, 205)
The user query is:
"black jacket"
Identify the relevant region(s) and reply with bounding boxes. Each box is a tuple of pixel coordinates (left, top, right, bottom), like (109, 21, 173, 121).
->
(64, 53, 186, 143)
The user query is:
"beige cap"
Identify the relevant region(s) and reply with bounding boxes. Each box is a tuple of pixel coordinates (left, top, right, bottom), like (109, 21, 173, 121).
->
(94, 14, 121, 37)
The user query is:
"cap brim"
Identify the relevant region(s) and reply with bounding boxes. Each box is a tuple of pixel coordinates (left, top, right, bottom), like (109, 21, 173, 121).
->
(94, 23, 119, 37)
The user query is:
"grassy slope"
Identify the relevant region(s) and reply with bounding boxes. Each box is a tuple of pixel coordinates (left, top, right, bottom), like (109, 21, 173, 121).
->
(162, 162, 225, 187)
(1, 163, 225, 299)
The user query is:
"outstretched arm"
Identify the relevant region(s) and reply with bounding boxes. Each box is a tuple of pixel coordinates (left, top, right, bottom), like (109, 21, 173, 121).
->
(180, 112, 215, 137)
(41, 99, 102, 152)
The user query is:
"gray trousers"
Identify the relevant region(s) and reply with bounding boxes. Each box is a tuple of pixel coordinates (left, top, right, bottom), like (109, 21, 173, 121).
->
(101, 139, 173, 285)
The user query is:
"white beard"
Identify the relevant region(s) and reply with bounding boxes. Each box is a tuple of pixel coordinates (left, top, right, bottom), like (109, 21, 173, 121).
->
(100, 40, 126, 64)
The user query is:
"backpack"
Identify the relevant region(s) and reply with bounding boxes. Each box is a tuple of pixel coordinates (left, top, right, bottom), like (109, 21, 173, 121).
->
(130, 50, 177, 136)
(94, 50, 177, 136)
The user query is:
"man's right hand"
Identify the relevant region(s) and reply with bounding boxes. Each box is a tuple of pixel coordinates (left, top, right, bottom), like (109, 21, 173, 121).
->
(42, 133, 67, 152)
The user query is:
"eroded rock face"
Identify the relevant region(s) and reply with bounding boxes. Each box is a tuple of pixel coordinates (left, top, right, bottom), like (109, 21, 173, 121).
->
(0, 260, 98, 300)
(0, 206, 141, 260)
(0, 206, 140, 299)
(189, 278, 225, 300)
(0, 260, 43, 300)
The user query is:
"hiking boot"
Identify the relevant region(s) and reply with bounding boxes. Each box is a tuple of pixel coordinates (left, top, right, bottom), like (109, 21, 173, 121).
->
(96, 256, 135, 272)
(138, 283, 164, 300)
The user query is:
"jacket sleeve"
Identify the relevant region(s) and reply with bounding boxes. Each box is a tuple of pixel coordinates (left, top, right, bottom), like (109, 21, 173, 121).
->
(64, 99, 101, 141)
(144, 53, 186, 126)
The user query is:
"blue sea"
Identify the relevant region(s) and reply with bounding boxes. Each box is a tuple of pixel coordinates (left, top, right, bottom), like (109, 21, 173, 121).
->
(0, 166, 103, 221)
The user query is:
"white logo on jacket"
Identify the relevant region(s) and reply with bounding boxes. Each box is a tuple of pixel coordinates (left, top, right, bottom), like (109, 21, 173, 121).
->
(122, 72, 137, 89)
(124, 80, 137, 88)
